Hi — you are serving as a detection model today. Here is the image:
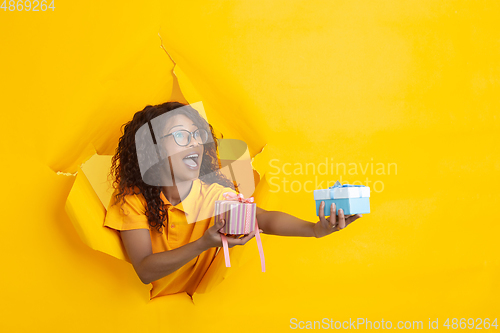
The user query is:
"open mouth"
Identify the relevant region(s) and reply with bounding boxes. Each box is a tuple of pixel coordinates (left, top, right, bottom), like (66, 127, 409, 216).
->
(182, 153, 200, 169)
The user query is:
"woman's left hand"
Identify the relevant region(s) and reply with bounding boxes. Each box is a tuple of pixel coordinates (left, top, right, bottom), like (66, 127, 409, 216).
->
(314, 201, 362, 238)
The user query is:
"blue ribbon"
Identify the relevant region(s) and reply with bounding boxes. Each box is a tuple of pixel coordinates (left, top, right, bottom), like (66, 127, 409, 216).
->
(328, 180, 365, 199)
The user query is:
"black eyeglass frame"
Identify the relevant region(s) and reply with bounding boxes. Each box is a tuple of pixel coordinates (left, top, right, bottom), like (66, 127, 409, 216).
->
(160, 128, 209, 147)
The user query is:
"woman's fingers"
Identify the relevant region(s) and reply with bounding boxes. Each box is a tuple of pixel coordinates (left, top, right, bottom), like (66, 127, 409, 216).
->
(328, 203, 337, 229)
(337, 208, 346, 229)
(239, 230, 257, 244)
(226, 230, 256, 248)
(218, 212, 225, 231)
(345, 214, 362, 226)
(318, 201, 325, 221)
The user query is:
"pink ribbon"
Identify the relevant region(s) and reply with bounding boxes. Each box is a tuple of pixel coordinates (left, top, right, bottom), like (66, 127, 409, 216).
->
(222, 192, 255, 204)
(219, 192, 266, 272)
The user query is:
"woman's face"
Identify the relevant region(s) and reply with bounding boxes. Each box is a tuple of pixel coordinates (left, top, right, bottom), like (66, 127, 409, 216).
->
(160, 114, 205, 183)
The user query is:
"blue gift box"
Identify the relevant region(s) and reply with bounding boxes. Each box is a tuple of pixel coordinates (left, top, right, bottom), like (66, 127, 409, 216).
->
(314, 181, 370, 216)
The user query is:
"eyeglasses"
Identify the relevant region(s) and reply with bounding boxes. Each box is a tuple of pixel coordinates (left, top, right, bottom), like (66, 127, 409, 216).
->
(160, 128, 209, 147)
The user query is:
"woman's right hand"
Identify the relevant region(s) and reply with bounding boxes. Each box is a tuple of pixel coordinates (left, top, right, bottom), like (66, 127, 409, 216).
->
(199, 218, 262, 251)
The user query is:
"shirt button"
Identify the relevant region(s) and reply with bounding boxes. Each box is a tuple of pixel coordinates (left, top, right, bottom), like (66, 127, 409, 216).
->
(171, 224, 175, 228)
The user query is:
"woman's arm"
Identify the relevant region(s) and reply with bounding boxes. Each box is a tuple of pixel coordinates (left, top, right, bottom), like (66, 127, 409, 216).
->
(256, 204, 362, 238)
(256, 207, 317, 237)
(120, 219, 258, 285)
(120, 229, 207, 284)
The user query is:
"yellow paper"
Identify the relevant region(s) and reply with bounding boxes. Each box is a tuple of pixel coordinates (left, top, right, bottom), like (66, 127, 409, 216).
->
(2, 1, 498, 331)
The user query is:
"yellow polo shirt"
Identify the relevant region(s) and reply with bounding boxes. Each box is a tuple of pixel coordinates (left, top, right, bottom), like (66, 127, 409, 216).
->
(103, 178, 237, 299)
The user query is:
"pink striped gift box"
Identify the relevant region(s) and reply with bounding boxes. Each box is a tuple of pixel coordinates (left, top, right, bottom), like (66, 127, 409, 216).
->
(214, 200, 256, 234)
(214, 192, 265, 272)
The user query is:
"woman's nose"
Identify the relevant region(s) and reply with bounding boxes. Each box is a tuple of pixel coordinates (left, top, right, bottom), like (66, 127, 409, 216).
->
(188, 139, 200, 148)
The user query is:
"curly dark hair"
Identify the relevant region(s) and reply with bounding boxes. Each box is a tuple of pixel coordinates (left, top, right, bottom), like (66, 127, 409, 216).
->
(108, 101, 237, 234)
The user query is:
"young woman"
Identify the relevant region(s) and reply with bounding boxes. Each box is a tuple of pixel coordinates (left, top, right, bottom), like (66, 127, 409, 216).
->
(104, 101, 362, 299)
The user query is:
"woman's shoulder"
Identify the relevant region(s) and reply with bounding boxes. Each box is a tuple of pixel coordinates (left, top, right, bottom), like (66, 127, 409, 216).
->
(105, 186, 150, 230)
(109, 186, 147, 210)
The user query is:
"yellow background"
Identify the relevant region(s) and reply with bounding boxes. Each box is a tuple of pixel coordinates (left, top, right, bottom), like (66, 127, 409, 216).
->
(1, 0, 498, 331)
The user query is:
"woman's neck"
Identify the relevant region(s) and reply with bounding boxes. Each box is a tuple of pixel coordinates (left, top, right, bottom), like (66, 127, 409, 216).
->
(161, 180, 193, 206)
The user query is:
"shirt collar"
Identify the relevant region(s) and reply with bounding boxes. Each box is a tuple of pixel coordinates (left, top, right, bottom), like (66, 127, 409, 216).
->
(160, 179, 202, 219)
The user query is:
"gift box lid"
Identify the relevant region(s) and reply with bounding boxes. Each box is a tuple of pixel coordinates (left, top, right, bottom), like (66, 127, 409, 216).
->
(314, 180, 370, 200)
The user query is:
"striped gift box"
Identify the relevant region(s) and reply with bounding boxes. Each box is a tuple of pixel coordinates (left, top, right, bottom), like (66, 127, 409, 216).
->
(214, 200, 256, 235)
